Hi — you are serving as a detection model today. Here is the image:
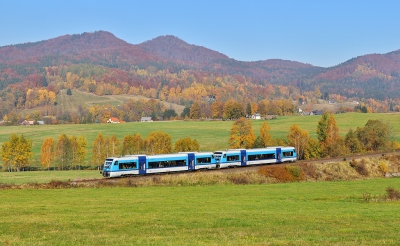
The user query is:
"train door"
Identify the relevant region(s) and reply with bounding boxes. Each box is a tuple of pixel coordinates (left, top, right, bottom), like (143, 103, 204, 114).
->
(240, 150, 246, 166)
(138, 156, 146, 175)
(276, 148, 282, 163)
(188, 153, 195, 170)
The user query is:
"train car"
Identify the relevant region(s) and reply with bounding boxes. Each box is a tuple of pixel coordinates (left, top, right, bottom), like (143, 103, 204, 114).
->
(245, 147, 278, 165)
(102, 153, 194, 177)
(280, 146, 297, 163)
(246, 146, 297, 165)
(193, 152, 216, 170)
(102, 155, 145, 178)
(146, 153, 191, 174)
(101, 146, 297, 178)
(213, 149, 245, 168)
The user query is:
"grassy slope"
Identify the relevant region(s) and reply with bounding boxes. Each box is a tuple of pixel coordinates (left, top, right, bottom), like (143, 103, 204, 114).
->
(56, 89, 185, 114)
(0, 113, 399, 165)
(1, 178, 399, 245)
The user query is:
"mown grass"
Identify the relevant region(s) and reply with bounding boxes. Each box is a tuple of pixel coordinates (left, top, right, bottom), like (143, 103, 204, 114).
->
(0, 170, 100, 185)
(0, 113, 399, 166)
(1, 178, 400, 245)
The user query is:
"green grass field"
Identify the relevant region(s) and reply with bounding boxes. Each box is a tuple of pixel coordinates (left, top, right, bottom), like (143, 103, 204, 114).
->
(1, 178, 400, 245)
(0, 112, 399, 167)
(0, 170, 100, 185)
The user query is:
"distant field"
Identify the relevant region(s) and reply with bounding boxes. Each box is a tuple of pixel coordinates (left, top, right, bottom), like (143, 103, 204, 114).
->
(0, 113, 399, 166)
(1, 178, 400, 245)
(56, 89, 185, 114)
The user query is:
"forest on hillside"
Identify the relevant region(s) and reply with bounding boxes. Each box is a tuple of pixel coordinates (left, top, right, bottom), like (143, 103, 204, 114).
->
(1, 31, 400, 124)
(0, 62, 399, 125)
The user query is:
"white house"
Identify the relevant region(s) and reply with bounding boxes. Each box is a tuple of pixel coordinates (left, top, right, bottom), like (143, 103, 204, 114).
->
(141, 117, 153, 122)
(251, 113, 261, 120)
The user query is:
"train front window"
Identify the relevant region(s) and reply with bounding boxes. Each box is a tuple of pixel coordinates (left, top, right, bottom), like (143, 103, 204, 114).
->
(283, 151, 293, 157)
(104, 160, 113, 168)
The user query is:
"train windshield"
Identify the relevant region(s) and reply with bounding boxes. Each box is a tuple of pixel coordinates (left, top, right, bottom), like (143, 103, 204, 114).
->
(104, 159, 114, 169)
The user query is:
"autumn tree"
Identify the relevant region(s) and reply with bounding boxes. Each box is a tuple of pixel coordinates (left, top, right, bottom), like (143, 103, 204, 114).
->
(41, 137, 55, 170)
(323, 114, 346, 157)
(259, 121, 273, 147)
(356, 120, 390, 151)
(174, 137, 200, 152)
(122, 133, 144, 155)
(75, 135, 87, 169)
(228, 117, 256, 148)
(55, 133, 72, 170)
(190, 102, 201, 119)
(211, 101, 223, 119)
(223, 100, 245, 119)
(92, 133, 107, 170)
(287, 124, 309, 160)
(1, 134, 33, 171)
(144, 131, 172, 154)
(345, 129, 364, 153)
(304, 138, 322, 160)
(108, 135, 121, 157)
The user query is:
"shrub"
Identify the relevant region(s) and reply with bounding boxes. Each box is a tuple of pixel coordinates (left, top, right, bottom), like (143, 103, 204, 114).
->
(350, 158, 369, 176)
(286, 165, 303, 180)
(258, 165, 304, 182)
(298, 162, 318, 180)
(386, 187, 400, 200)
(47, 180, 71, 189)
(229, 174, 250, 184)
(379, 162, 388, 174)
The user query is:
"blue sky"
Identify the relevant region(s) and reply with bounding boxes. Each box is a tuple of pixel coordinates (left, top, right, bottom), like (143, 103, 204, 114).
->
(1, 0, 400, 67)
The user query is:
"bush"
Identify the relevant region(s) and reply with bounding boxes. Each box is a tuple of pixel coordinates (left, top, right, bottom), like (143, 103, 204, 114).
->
(298, 163, 317, 180)
(229, 174, 250, 184)
(386, 187, 400, 200)
(258, 165, 304, 182)
(350, 158, 369, 176)
(379, 162, 388, 174)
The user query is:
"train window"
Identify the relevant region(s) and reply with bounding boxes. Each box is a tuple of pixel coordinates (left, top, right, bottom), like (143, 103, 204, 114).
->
(196, 157, 211, 164)
(227, 155, 239, 162)
(248, 153, 275, 161)
(114, 161, 118, 166)
(119, 162, 137, 169)
(148, 159, 187, 169)
(283, 151, 293, 157)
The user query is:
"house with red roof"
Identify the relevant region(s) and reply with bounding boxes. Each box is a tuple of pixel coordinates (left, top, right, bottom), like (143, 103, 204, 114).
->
(107, 117, 120, 123)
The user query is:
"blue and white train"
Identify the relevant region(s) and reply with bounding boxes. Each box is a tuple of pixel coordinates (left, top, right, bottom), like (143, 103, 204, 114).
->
(101, 146, 297, 178)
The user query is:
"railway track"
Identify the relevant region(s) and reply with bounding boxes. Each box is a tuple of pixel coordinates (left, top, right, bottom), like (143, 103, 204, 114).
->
(69, 150, 400, 186)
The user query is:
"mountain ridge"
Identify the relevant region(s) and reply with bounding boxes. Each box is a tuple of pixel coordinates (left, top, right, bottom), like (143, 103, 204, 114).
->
(1, 30, 400, 100)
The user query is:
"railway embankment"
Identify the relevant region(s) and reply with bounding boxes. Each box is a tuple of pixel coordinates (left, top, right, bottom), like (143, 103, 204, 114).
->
(1, 153, 400, 190)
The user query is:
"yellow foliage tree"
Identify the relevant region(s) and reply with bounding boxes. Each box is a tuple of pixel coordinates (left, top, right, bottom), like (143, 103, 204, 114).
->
(228, 117, 256, 148)
(174, 137, 200, 152)
(287, 124, 309, 160)
(144, 131, 172, 154)
(1, 134, 33, 172)
(260, 121, 273, 147)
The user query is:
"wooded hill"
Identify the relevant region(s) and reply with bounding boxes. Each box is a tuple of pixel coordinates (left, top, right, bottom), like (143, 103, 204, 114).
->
(0, 30, 400, 121)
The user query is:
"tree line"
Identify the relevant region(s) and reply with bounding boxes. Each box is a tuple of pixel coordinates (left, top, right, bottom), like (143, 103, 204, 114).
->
(0, 131, 200, 171)
(228, 113, 398, 160)
(1, 114, 398, 171)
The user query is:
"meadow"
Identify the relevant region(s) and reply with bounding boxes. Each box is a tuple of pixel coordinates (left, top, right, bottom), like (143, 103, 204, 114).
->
(0, 112, 399, 167)
(1, 178, 400, 245)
